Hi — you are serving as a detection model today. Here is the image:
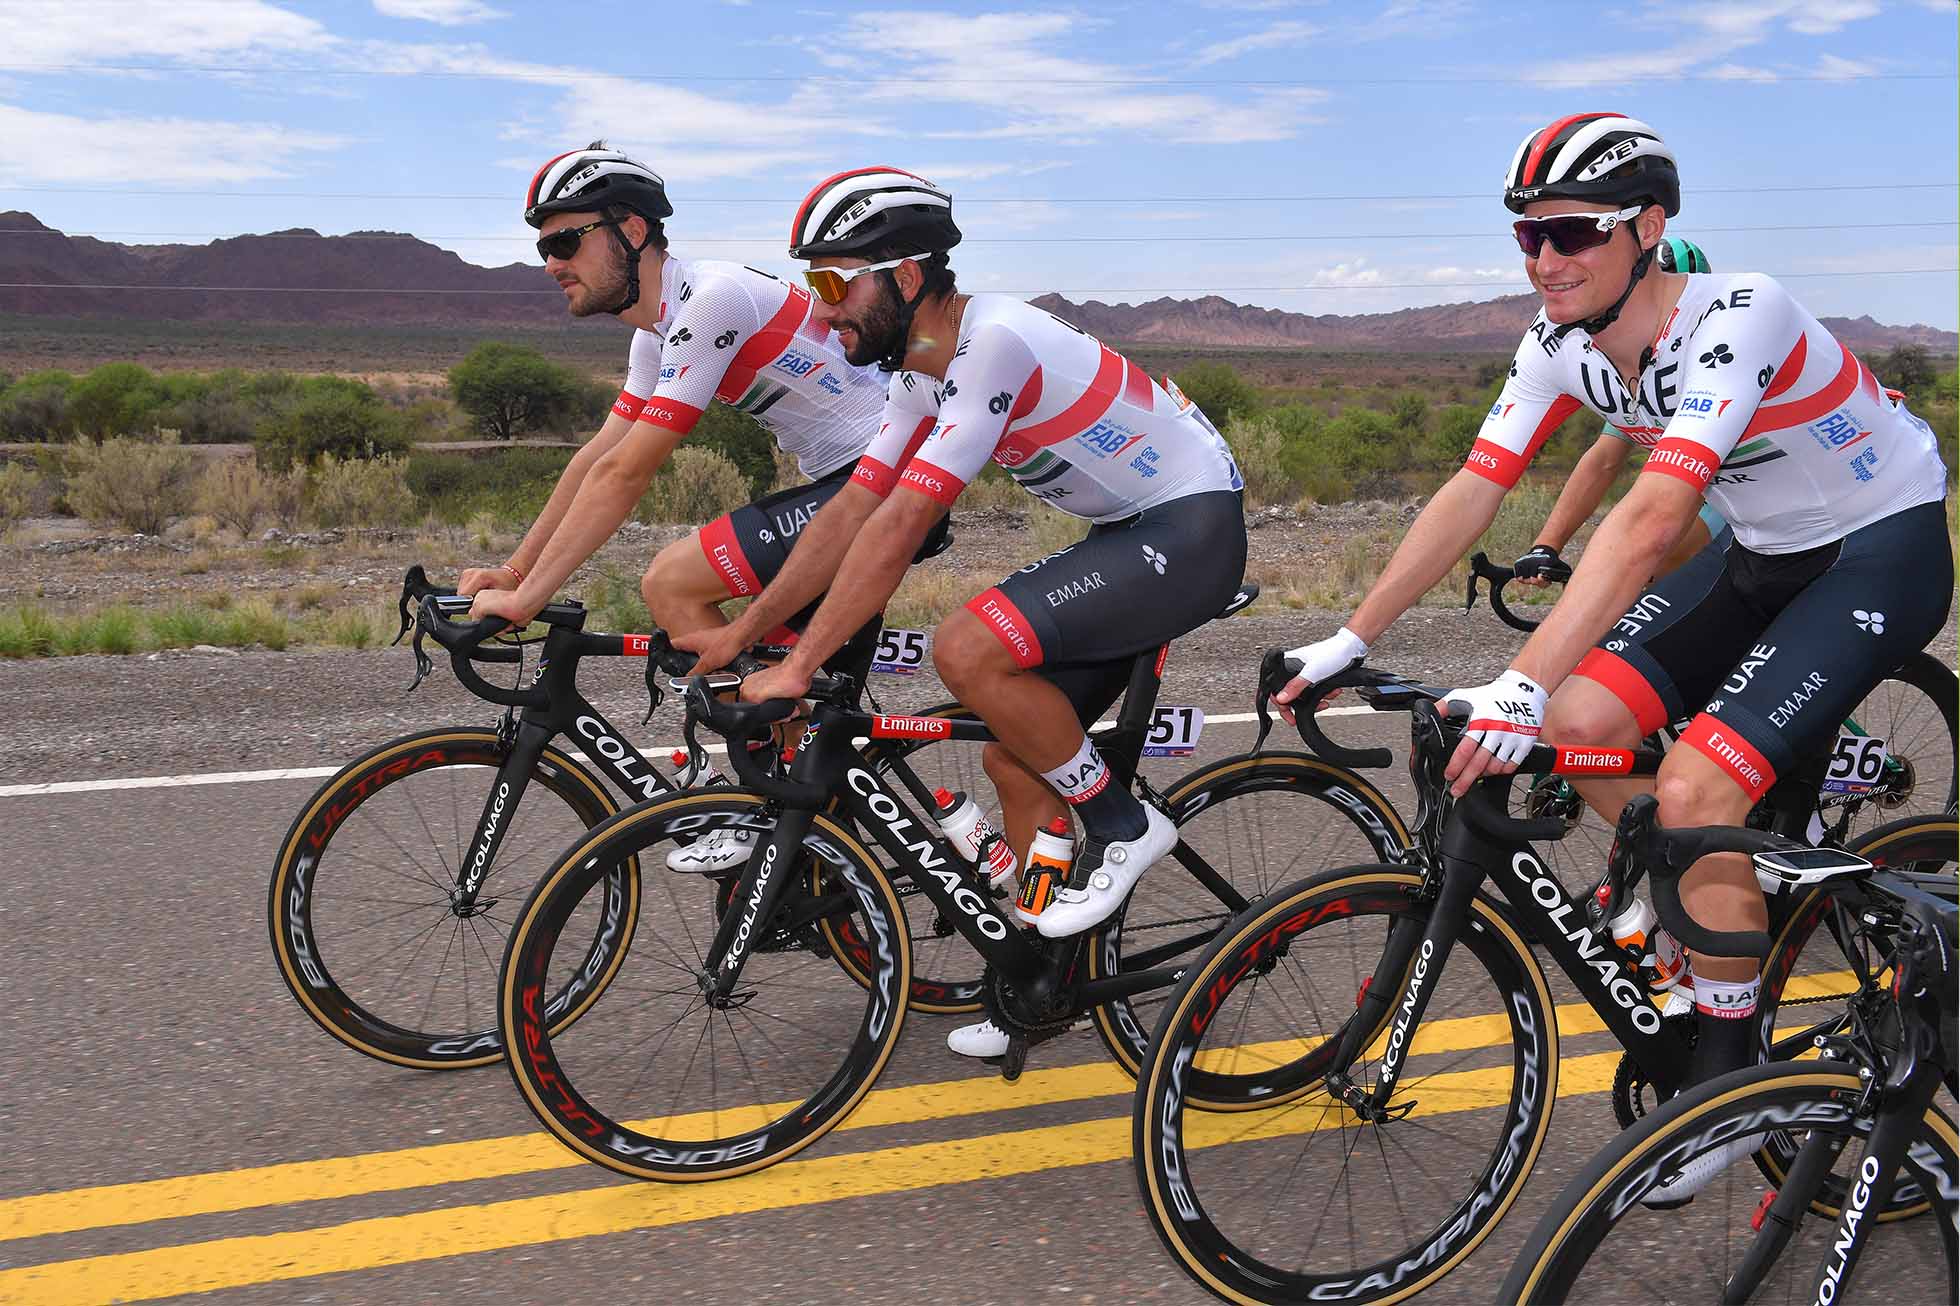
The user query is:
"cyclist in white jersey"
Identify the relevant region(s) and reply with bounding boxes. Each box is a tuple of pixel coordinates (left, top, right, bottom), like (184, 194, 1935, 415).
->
(1275, 115, 1950, 1189)
(461, 144, 937, 644)
(681, 169, 1246, 1014)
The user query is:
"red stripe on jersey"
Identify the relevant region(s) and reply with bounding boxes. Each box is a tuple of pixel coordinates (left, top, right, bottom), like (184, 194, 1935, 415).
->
(715, 286, 813, 404)
(1643, 437, 1718, 491)
(853, 456, 899, 496)
(1121, 358, 1152, 410)
(897, 414, 935, 464)
(995, 347, 1123, 464)
(1855, 350, 1881, 403)
(1574, 646, 1672, 737)
(1742, 341, 1859, 440)
(1520, 112, 1621, 186)
(1011, 365, 1043, 420)
(1463, 394, 1581, 487)
(697, 516, 760, 598)
(612, 389, 644, 420)
(1760, 334, 1806, 401)
(1679, 714, 1776, 801)
(638, 397, 704, 434)
(965, 587, 1043, 669)
(897, 460, 964, 506)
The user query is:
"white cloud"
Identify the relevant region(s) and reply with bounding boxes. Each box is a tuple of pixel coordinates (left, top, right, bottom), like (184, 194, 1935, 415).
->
(908, 160, 1069, 183)
(0, 102, 344, 183)
(373, 0, 506, 25)
(1813, 53, 1876, 80)
(1191, 20, 1321, 67)
(1708, 62, 1780, 81)
(1424, 266, 1512, 282)
(0, 0, 329, 64)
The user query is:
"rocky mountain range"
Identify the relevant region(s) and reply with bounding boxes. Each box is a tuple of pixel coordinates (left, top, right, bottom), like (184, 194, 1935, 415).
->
(4, 211, 1953, 354)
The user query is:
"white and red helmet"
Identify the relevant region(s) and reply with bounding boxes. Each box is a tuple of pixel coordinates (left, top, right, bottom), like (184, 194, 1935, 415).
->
(1503, 113, 1680, 216)
(788, 167, 961, 259)
(524, 146, 673, 229)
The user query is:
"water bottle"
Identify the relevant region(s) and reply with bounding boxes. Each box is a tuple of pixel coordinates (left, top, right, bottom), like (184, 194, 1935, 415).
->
(1015, 817, 1075, 926)
(1599, 891, 1691, 994)
(933, 789, 1018, 891)
(670, 748, 723, 788)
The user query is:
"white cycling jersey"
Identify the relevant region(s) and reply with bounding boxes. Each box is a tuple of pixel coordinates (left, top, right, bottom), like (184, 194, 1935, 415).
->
(1472, 272, 1947, 553)
(853, 295, 1242, 523)
(614, 256, 886, 480)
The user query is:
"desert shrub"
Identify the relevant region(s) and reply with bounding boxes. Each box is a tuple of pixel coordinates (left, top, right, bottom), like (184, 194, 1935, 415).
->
(407, 446, 575, 524)
(0, 370, 76, 441)
(1172, 361, 1262, 426)
(960, 466, 1028, 512)
(67, 362, 171, 437)
(255, 377, 409, 468)
(63, 434, 201, 534)
(1389, 390, 1429, 435)
(1031, 503, 1090, 556)
(0, 463, 38, 530)
(307, 452, 418, 527)
(448, 342, 590, 440)
(194, 456, 306, 536)
(768, 443, 808, 494)
(1427, 403, 1485, 465)
(689, 403, 775, 495)
(1221, 411, 1297, 506)
(639, 446, 752, 525)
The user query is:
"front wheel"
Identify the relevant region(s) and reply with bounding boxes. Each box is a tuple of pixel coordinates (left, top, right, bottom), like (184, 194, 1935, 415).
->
(498, 790, 911, 1182)
(1133, 864, 1557, 1305)
(1501, 1061, 1959, 1304)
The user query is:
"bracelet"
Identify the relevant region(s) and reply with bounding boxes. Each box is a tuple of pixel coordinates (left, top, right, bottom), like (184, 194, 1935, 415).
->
(499, 562, 525, 583)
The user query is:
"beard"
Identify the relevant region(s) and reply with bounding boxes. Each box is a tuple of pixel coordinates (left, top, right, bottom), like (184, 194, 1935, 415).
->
(565, 241, 631, 318)
(833, 275, 907, 367)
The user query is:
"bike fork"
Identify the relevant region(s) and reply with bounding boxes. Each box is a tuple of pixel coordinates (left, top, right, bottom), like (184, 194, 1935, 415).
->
(451, 716, 553, 913)
(703, 807, 818, 1002)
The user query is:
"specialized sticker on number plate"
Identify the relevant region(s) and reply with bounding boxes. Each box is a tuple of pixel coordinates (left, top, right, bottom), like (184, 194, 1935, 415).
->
(1144, 706, 1204, 757)
(872, 628, 930, 675)
(1821, 731, 1889, 794)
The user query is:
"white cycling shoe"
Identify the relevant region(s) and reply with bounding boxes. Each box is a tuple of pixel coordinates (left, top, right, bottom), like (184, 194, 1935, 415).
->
(946, 1017, 1090, 1059)
(1640, 1132, 1768, 1208)
(665, 827, 757, 874)
(1034, 805, 1176, 939)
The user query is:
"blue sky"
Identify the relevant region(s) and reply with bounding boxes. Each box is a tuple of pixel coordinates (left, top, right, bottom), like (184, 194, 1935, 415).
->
(0, 0, 1954, 328)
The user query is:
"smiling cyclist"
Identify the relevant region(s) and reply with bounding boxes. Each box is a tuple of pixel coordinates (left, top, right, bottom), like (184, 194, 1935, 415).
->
(1277, 113, 1950, 1195)
(463, 143, 945, 662)
(678, 168, 1247, 1054)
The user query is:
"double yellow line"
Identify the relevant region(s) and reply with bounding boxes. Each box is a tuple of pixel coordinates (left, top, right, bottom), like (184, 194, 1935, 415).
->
(0, 977, 1850, 1305)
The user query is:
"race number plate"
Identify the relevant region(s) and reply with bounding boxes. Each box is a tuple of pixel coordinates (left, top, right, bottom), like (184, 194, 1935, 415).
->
(1821, 732, 1889, 794)
(872, 628, 930, 676)
(1144, 706, 1205, 757)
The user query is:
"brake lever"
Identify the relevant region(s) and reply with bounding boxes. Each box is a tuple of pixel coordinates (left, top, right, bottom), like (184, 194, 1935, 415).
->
(407, 621, 434, 693)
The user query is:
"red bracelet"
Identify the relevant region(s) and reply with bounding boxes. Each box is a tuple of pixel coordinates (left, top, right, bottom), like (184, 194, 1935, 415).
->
(500, 562, 525, 583)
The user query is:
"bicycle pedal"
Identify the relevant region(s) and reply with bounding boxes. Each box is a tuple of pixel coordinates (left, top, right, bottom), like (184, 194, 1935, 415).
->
(1001, 1037, 1028, 1082)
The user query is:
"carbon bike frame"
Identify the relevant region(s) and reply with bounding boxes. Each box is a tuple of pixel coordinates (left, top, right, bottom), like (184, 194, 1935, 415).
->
(698, 644, 1254, 1010)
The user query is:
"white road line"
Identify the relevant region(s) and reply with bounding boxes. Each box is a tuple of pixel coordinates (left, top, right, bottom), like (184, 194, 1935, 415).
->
(0, 706, 1376, 799)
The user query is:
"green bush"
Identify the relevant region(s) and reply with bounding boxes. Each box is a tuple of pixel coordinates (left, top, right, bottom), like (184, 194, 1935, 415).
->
(308, 453, 418, 527)
(67, 362, 171, 437)
(1389, 390, 1429, 436)
(1221, 411, 1297, 506)
(255, 377, 409, 469)
(63, 434, 201, 534)
(1428, 403, 1485, 465)
(407, 446, 575, 524)
(639, 446, 751, 524)
(0, 370, 76, 441)
(688, 403, 775, 495)
(0, 462, 38, 530)
(1172, 361, 1262, 426)
(448, 342, 591, 440)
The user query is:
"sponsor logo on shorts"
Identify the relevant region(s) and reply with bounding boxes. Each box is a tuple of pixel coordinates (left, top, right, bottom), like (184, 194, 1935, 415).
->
(710, 543, 753, 596)
(1766, 671, 1829, 729)
(1045, 571, 1105, 608)
(1700, 728, 1765, 791)
(977, 597, 1033, 662)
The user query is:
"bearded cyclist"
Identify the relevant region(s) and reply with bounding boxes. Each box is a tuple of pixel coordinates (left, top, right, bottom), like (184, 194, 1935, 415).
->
(463, 143, 945, 660)
(679, 167, 1247, 1057)
(1512, 237, 1730, 588)
(1277, 114, 1949, 1197)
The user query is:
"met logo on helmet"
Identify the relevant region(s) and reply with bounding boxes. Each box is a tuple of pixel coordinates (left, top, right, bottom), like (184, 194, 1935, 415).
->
(564, 163, 602, 192)
(825, 198, 876, 241)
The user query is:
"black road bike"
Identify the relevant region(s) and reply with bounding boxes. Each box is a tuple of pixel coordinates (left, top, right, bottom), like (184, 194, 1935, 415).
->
(492, 600, 1413, 1183)
(1502, 862, 1957, 1304)
(1131, 663, 1959, 1305)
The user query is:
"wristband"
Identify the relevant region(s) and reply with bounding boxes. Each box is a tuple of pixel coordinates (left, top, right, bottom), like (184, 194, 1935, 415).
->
(499, 562, 525, 583)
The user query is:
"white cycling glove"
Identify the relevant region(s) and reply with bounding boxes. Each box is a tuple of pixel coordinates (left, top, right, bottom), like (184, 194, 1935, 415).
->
(1281, 627, 1369, 699)
(1444, 669, 1547, 765)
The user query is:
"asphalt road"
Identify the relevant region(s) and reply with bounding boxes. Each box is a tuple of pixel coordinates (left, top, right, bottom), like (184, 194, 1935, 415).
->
(1, 613, 1953, 1305)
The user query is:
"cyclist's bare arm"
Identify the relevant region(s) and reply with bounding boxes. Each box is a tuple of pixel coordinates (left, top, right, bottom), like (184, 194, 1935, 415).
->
(458, 409, 638, 595)
(1525, 435, 1633, 568)
(778, 488, 944, 679)
(1346, 468, 1509, 643)
(675, 480, 885, 673)
(1512, 472, 1703, 688)
(468, 419, 687, 621)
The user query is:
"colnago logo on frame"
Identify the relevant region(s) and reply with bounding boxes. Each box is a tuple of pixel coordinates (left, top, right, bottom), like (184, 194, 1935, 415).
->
(1505, 850, 1661, 1033)
(847, 767, 1006, 939)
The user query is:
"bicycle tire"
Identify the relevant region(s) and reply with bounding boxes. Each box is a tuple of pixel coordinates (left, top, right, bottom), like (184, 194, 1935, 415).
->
(1500, 1061, 1959, 1304)
(498, 788, 910, 1182)
(269, 727, 638, 1069)
(1087, 750, 1412, 1101)
(1830, 651, 1958, 842)
(1134, 864, 1557, 1305)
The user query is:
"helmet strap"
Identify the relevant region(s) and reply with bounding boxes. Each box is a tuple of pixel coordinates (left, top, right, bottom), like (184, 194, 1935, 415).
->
(877, 267, 925, 373)
(1550, 229, 1655, 344)
(603, 218, 658, 317)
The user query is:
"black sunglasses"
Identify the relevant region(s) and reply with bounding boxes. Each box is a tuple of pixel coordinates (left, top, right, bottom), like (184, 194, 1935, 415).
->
(1511, 205, 1643, 258)
(535, 218, 615, 263)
